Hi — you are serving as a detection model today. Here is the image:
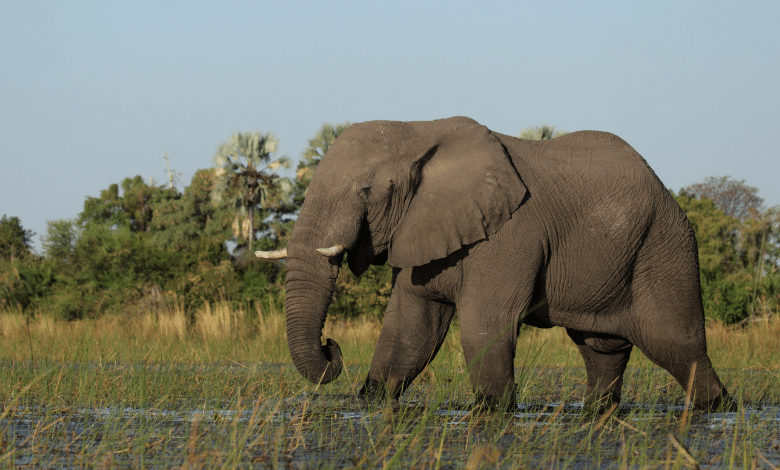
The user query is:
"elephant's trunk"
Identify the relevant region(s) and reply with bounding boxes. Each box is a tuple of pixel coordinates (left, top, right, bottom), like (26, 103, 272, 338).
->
(284, 245, 343, 385)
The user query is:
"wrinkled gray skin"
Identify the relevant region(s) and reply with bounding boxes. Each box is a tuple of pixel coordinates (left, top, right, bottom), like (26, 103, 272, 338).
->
(282, 116, 734, 412)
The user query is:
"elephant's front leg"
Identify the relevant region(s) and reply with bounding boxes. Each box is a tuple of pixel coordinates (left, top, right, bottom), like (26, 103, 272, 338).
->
(458, 302, 520, 410)
(359, 277, 455, 402)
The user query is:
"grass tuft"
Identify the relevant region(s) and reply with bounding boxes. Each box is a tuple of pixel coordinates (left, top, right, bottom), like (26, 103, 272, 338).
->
(0, 302, 778, 467)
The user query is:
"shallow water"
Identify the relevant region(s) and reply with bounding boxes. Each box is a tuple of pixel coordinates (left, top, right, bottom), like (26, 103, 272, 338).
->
(1, 364, 779, 468)
(3, 399, 779, 468)
(12, 401, 778, 426)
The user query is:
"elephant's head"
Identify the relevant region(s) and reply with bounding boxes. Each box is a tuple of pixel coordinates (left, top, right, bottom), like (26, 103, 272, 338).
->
(257, 116, 527, 385)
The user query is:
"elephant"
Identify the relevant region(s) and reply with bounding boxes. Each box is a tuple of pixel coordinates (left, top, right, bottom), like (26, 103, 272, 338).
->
(257, 116, 734, 412)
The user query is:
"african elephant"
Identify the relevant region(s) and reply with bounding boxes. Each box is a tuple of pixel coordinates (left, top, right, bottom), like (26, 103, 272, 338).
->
(257, 116, 734, 412)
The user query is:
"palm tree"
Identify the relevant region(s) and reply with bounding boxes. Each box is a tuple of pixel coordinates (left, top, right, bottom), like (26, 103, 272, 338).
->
(518, 125, 568, 141)
(211, 131, 293, 247)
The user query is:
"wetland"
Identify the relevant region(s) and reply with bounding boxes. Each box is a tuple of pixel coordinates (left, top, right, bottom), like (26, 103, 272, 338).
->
(1, 307, 779, 468)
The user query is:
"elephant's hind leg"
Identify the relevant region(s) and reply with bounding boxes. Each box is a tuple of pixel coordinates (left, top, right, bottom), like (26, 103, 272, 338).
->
(629, 299, 735, 411)
(566, 329, 633, 413)
(633, 338, 735, 412)
(631, 220, 735, 411)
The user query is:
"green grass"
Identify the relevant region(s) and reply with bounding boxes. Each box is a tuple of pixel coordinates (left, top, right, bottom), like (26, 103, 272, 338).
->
(0, 304, 779, 468)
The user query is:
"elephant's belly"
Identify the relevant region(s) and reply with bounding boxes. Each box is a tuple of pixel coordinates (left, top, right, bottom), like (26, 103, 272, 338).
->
(544, 261, 634, 327)
(523, 306, 554, 329)
(544, 224, 639, 321)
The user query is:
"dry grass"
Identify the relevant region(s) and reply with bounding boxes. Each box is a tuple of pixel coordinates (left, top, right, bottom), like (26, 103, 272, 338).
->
(705, 317, 780, 370)
(2, 304, 779, 371)
(0, 300, 383, 366)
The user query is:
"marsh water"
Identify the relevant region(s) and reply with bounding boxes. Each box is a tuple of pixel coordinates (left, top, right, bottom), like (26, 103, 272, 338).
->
(2, 364, 779, 468)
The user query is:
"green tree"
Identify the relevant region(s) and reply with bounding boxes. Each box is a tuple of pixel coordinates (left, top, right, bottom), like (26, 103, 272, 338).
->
(149, 169, 232, 258)
(0, 215, 35, 260)
(681, 176, 764, 220)
(740, 208, 780, 320)
(674, 192, 748, 324)
(675, 186, 780, 324)
(41, 219, 79, 267)
(294, 122, 351, 205)
(675, 193, 741, 276)
(211, 131, 294, 248)
(330, 261, 393, 318)
(78, 176, 178, 232)
(32, 178, 183, 318)
(0, 257, 54, 313)
(518, 125, 568, 141)
(740, 207, 780, 272)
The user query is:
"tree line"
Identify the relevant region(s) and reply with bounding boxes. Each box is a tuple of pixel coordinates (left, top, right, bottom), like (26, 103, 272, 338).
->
(1, 125, 778, 325)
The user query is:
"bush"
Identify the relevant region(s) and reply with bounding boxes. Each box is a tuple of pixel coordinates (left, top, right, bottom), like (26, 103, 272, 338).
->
(701, 276, 752, 325)
(173, 260, 240, 311)
(329, 263, 393, 318)
(675, 191, 779, 324)
(0, 258, 54, 313)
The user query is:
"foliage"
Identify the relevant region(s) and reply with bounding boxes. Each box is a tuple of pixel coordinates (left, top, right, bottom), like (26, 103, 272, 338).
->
(675, 194, 741, 276)
(211, 131, 295, 248)
(78, 175, 179, 232)
(0, 214, 35, 260)
(0, 257, 54, 313)
(41, 218, 79, 269)
(8, 173, 227, 318)
(681, 176, 765, 220)
(329, 263, 393, 318)
(518, 125, 568, 141)
(675, 191, 779, 324)
(1, 134, 303, 320)
(147, 169, 233, 256)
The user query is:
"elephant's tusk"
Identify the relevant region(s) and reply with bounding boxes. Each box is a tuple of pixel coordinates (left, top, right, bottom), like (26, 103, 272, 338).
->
(255, 248, 288, 260)
(316, 245, 345, 257)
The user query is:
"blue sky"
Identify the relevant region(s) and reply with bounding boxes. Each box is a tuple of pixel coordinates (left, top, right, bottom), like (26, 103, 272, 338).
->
(2, 1, 778, 252)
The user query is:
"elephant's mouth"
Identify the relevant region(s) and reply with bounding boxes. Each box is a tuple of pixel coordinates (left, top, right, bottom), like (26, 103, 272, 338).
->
(343, 218, 388, 276)
(371, 250, 388, 266)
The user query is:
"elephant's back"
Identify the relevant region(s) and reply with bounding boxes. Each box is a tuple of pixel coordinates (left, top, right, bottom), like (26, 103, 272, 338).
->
(541, 131, 659, 186)
(496, 129, 672, 232)
(495, 130, 660, 192)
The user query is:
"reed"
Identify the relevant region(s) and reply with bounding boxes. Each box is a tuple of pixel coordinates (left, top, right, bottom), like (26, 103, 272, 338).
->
(2, 302, 779, 369)
(0, 302, 778, 468)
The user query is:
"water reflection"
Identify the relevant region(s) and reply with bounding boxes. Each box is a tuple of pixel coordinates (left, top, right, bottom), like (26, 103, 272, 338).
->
(9, 400, 779, 428)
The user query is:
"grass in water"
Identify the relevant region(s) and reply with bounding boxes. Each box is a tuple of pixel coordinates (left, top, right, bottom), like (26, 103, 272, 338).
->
(0, 303, 779, 468)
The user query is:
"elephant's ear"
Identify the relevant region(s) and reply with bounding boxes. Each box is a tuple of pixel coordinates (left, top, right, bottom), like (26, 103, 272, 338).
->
(388, 124, 527, 268)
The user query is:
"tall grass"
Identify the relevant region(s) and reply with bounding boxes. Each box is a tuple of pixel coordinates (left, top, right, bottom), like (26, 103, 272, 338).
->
(2, 301, 780, 372)
(1, 302, 779, 468)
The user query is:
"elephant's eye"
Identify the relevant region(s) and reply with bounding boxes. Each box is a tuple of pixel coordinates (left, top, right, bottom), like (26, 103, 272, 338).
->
(357, 186, 371, 203)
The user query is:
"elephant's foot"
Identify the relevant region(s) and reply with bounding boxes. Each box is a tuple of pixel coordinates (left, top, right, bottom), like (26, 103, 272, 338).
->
(358, 377, 385, 402)
(582, 392, 622, 417)
(665, 355, 737, 413)
(473, 384, 518, 412)
(358, 376, 403, 405)
(693, 387, 737, 413)
(581, 379, 625, 416)
(473, 394, 517, 412)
